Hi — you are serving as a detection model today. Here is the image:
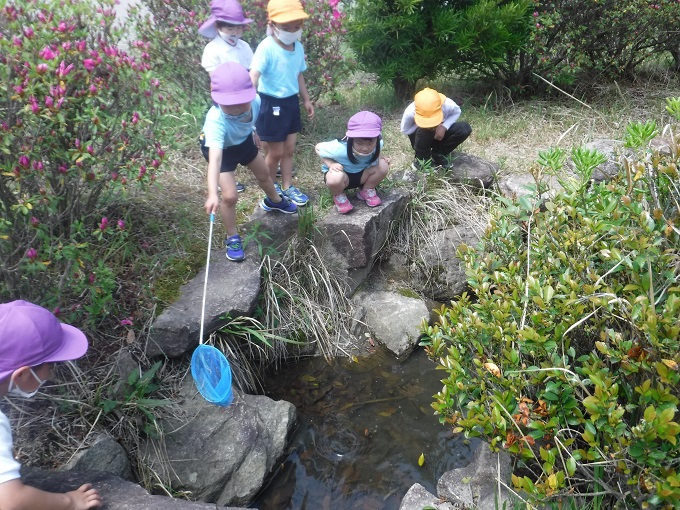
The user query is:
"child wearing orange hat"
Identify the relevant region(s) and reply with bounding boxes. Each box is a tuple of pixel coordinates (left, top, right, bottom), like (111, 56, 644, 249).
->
(249, 0, 314, 207)
(400, 87, 472, 171)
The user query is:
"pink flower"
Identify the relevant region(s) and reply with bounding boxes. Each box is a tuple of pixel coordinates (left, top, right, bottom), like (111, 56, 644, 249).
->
(83, 58, 96, 71)
(56, 61, 74, 78)
(31, 216, 40, 227)
(120, 318, 133, 326)
(99, 216, 109, 230)
(89, 84, 97, 94)
(53, 307, 61, 317)
(19, 155, 30, 167)
(13, 85, 24, 95)
(30, 98, 40, 114)
(36, 63, 49, 74)
(76, 40, 86, 52)
(45, 96, 54, 108)
(23, 27, 34, 38)
(111, 172, 118, 181)
(88, 273, 96, 284)
(56, 97, 65, 109)
(13, 36, 22, 47)
(56, 21, 68, 32)
(117, 219, 125, 230)
(62, 41, 72, 51)
(26, 248, 38, 261)
(39, 46, 57, 60)
(87, 145, 94, 155)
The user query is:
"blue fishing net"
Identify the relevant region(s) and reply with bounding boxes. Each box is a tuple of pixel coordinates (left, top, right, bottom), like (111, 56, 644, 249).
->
(191, 344, 233, 406)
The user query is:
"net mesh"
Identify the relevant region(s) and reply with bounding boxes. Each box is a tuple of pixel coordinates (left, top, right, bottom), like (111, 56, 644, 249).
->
(191, 344, 233, 406)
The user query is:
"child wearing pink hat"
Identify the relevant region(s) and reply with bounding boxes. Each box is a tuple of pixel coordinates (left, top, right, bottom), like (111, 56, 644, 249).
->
(315, 111, 390, 214)
(201, 61, 297, 261)
(0, 300, 102, 509)
(199, 0, 255, 193)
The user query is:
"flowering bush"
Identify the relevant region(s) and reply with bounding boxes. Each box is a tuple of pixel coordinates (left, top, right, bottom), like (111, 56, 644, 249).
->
(0, 0, 168, 325)
(128, 0, 350, 104)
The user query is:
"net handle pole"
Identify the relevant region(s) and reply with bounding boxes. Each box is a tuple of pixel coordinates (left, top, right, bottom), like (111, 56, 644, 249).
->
(198, 213, 215, 346)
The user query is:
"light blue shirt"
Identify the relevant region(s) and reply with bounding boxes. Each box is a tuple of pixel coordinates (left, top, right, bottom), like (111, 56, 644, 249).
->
(251, 36, 307, 98)
(202, 95, 261, 149)
(317, 139, 384, 174)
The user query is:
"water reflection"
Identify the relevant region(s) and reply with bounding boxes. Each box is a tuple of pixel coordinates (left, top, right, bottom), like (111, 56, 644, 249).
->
(252, 346, 479, 509)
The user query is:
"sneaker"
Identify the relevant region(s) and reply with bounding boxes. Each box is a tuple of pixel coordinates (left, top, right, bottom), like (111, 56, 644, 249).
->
(225, 235, 245, 261)
(282, 185, 309, 206)
(236, 182, 245, 193)
(333, 193, 353, 214)
(273, 182, 283, 196)
(276, 164, 296, 178)
(356, 187, 382, 207)
(411, 158, 429, 172)
(432, 153, 449, 168)
(260, 195, 298, 214)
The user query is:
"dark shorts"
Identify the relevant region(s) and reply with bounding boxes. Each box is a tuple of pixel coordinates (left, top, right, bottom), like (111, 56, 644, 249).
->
(199, 132, 259, 173)
(324, 169, 364, 190)
(255, 93, 301, 142)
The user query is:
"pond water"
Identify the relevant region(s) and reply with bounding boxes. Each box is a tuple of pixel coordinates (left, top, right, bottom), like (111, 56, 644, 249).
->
(250, 346, 479, 510)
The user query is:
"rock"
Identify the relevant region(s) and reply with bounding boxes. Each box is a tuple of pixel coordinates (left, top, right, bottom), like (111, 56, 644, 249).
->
(417, 226, 480, 302)
(64, 434, 133, 481)
(318, 190, 410, 296)
(146, 245, 262, 358)
(399, 483, 457, 510)
(141, 378, 296, 507)
(498, 172, 564, 199)
(582, 139, 623, 183)
(437, 442, 513, 510)
(448, 153, 497, 189)
(21, 466, 246, 509)
(109, 347, 138, 400)
(352, 290, 429, 358)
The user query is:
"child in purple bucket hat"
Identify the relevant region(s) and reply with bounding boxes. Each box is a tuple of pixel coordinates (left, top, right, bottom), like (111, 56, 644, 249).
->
(0, 300, 102, 509)
(315, 111, 391, 214)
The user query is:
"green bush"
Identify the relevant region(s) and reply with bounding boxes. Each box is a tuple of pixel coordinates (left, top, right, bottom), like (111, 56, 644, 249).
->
(0, 0, 168, 325)
(422, 113, 680, 506)
(128, 0, 350, 104)
(346, 0, 531, 100)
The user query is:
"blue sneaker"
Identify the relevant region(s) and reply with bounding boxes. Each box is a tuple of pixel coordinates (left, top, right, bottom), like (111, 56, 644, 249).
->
(273, 182, 283, 196)
(225, 235, 245, 261)
(260, 195, 298, 214)
(282, 185, 308, 206)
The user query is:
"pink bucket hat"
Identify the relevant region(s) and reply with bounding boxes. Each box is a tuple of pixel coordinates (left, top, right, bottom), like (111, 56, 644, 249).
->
(211, 62, 256, 105)
(0, 300, 89, 382)
(199, 0, 253, 39)
(346, 111, 382, 138)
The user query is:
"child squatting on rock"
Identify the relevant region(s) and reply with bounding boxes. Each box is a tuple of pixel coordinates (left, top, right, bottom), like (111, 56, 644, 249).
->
(315, 111, 390, 214)
(201, 61, 297, 262)
(0, 300, 103, 510)
(400, 87, 472, 171)
(249, 0, 314, 207)
(199, 0, 255, 193)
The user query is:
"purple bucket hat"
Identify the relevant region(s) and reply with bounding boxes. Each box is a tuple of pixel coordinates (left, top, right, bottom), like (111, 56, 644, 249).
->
(211, 62, 256, 105)
(346, 111, 383, 138)
(199, 0, 253, 39)
(0, 300, 89, 382)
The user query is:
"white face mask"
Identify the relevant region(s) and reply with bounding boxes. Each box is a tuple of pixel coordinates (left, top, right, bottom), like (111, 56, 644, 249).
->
(274, 27, 301, 46)
(8, 368, 46, 399)
(219, 31, 239, 46)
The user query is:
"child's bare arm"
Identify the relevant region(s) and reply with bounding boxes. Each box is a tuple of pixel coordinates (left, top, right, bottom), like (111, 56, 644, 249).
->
(249, 69, 261, 89)
(0, 480, 102, 510)
(204, 147, 223, 215)
(297, 74, 314, 120)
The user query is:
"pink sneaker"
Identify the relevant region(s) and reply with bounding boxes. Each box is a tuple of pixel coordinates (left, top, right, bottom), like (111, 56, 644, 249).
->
(333, 193, 353, 214)
(356, 187, 381, 207)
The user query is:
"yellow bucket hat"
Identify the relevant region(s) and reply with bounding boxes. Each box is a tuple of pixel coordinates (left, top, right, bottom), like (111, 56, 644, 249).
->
(267, 0, 309, 23)
(414, 88, 446, 128)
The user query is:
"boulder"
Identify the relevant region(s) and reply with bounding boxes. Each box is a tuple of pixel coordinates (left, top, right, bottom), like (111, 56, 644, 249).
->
(352, 290, 429, 358)
(64, 434, 133, 481)
(437, 442, 513, 510)
(318, 190, 410, 296)
(399, 483, 457, 510)
(448, 153, 497, 189)
(146, 245, 262, 358)
(141, 378, 296, 507)
(21, 466, 246, 510)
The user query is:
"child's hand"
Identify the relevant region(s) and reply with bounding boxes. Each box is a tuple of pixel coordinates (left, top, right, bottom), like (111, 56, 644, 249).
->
(253, 131, 261, 149)
(66, 484, 102, 509)
(303, 99, 315, 120)
(204, 194, 220, 215)
(329, 162, 344, 173)
(434, 124, 446, 141)
(381, 156, 391, 166)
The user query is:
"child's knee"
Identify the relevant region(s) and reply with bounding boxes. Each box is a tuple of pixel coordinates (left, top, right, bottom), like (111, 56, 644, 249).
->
(221, 192, 237, 208)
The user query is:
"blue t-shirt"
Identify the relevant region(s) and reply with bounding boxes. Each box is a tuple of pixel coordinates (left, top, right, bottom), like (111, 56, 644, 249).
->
(202, 95, 261, 149)
(251, 36, 307, 98)
(317, 139, 383, 174)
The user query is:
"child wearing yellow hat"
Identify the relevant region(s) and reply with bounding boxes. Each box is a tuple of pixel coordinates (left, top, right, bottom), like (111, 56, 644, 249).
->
(400, 87, 472, 171)
(249, 0, 314, 207)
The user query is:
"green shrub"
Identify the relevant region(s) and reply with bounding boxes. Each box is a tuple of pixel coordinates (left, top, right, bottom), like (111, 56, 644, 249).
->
(0, 0, 168, 325)
(346, 0, 531, 100)
(422, 115, 680, 506)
